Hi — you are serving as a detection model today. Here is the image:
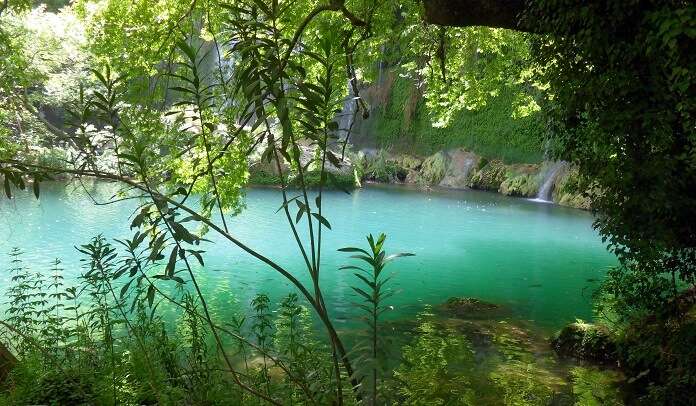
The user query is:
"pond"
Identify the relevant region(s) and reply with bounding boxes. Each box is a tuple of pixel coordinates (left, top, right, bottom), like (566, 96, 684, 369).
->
(0, 181, 616, 333)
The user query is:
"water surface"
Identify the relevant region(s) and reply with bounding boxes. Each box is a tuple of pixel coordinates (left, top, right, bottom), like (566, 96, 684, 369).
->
(0, 181, 616, 331)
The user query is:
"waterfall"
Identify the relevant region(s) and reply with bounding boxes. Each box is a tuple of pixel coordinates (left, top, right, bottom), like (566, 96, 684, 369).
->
(535, 161, 565, 202)
(338, 80, 356, 142)
(377, 44, 386, 84)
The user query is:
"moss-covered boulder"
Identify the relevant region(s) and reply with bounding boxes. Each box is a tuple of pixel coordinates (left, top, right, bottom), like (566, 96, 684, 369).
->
(469, 160, 507, 191)
(392, 154, 423, 171)
(499, 173, 540, 197)
(439, 149, 480, 189)
(361, 150, 401, 182)
(552, 322, 617, 364)
(419, 151, 448, 185)
(248, 144, 356, 188)
(552, 166, 592, 209)
(441, 297, 501, 319)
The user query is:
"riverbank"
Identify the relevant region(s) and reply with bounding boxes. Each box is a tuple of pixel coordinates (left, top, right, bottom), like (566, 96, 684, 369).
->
(248, 146, 591, 210)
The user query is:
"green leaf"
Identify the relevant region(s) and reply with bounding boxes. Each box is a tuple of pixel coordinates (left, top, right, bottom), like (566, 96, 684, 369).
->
(170, 86, 196, 95)
(338, 247, 370, 255)
(4, 177, 11, 199)
(166, 246, 178, 277)
(176, 40, 197, 64)
(32, 177, 40, 199)
(120, 280, 133, 298)
(351, 287, 373, 302)
(189, 250, 205, 266)
(90, 68, 108, 87)
(312, 212, 331, 229)
(339, 265, 366, 272)
(384, 253, 416, 263)
(146, 284, 155, 307)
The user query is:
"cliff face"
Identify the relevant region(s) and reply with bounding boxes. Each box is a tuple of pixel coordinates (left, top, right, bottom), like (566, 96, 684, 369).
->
(342, 72, 545, 165)
(355, 148, 589, 209)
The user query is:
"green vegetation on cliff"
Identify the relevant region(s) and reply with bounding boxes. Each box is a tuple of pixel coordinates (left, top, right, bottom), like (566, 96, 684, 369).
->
(366, 76, 544, 164)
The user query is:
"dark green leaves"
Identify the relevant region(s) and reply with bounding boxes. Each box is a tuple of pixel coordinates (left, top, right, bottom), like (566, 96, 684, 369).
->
(32, 176, 39, 198)
(3, 176, 10, 199)
(175, 39, 196, 65)
(311, 213, 331, 229)
(165, 246, 178, 277)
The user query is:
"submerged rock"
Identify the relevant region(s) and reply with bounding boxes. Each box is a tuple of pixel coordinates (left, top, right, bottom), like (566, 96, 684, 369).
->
(441, 297, 501, 318)
(551, 322, 617, 364)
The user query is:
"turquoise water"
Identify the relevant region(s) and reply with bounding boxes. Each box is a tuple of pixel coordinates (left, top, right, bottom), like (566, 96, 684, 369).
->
(0, 181, 616, 331)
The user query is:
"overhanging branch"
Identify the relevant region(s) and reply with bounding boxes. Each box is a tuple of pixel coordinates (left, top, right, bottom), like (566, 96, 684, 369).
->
(422, 0, 532, 32)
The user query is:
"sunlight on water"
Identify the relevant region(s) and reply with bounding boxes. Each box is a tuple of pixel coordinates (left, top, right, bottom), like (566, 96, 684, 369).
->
(0, 181, 616, 331)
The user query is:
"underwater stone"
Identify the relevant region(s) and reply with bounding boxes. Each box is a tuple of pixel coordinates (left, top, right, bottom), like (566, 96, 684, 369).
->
(552, 322, 617, 364)
(441, 297, 500, 318)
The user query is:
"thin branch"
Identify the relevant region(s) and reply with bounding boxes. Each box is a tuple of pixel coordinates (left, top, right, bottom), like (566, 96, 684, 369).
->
(278, 1, 366, 76)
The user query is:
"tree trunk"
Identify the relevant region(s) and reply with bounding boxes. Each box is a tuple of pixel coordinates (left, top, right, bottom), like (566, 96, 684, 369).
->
(0, 341, 17, 382)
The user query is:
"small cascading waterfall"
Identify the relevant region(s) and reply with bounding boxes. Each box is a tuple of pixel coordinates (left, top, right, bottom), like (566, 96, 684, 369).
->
(338, 79, 356, 143)
(536, 161, 565, 202)
(377, 44, 386, 84)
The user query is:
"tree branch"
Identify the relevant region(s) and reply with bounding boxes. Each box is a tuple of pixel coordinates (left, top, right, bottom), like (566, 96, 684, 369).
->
(422, 0, 531, 32)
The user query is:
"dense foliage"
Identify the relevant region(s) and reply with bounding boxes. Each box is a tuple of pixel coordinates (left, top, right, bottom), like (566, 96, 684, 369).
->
(527, 0, 695, 301)
(1, 0, 695, 404)
(526, 1, 696, 402)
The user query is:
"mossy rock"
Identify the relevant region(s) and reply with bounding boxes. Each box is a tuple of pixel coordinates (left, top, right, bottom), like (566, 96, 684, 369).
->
(552, 322, 617, 364)
(362, 150, 401, 182)
(419, 151, 448, 185)
(469, 160, 507, 191)
(553, 166, 592, 209)
(391, 154, 423, 171)
(556, 192, 591, 209)
(508, 163, 540, 176)
(441, 297, 501, 319)
(499, 173, 540, 197)
(439, 149, 480, 189)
